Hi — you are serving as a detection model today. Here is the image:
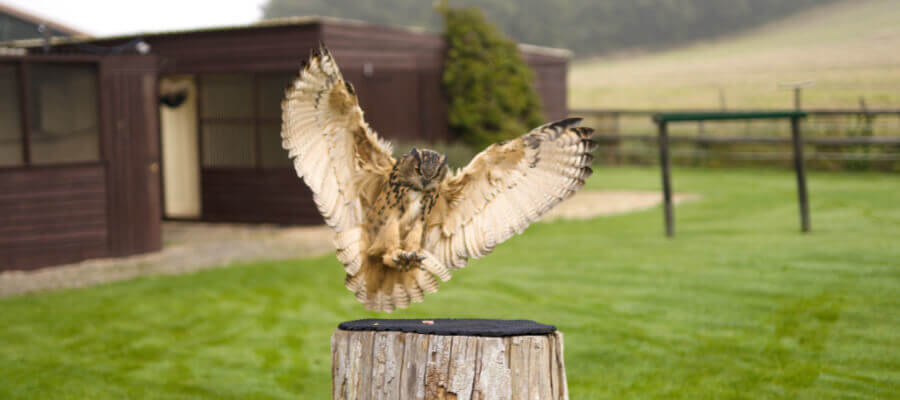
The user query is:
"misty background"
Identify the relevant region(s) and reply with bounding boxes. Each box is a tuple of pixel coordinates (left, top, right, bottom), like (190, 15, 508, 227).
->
(262, 0, 840, 55)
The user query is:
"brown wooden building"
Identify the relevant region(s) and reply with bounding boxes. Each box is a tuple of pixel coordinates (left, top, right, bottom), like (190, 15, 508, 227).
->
(1, 17, 571, 271)
(0, 54, 161, 270)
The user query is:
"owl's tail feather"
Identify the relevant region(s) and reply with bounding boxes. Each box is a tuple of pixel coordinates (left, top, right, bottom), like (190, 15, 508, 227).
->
(345, 255, 450, 312)
(334, 228, 363, 275)
(419, 250, 451, 281)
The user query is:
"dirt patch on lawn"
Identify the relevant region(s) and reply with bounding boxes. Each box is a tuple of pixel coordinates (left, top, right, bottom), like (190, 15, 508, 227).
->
(0, 190, 697, 297)
(543, 190, 700, 222)
(0, 223, 335, 298)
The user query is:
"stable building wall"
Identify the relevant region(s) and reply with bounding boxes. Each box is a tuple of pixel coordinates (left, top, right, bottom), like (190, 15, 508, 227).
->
(0, 54, 161, 271)
(12, 18, 570, 229)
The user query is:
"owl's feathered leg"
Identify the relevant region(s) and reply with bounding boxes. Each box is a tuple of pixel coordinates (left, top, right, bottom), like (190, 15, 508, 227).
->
(375, 218, 427, 271)
(389, 219, 427, 271)
(367, 218, 405, 268)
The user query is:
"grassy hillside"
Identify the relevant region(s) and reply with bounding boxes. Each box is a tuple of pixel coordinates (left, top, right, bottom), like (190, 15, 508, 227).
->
(263, 0, 837, 56)
(1, 167, 898, 398)
(570, 0, 900, 110)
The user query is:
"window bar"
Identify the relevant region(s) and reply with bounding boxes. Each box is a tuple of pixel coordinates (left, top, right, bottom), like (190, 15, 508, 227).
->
(194, 75, 206, 220)
(196, 76, 205, 168)
(94, 62, 105, 162)
(17, 61, 31, 165)
(253, 73, 263, 170)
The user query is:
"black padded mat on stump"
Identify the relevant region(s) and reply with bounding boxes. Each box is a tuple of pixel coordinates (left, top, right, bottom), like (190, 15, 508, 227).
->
(338, 319, 556, 337)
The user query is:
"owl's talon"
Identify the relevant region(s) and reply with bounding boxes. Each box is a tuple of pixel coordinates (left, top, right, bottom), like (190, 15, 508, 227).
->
(398, 251, 424, 267)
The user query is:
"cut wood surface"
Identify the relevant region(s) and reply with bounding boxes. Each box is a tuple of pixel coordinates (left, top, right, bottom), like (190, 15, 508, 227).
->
(331, 330, 568, 400)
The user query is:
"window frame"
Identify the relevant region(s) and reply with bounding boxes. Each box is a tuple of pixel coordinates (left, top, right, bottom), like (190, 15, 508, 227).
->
(0, 56, 103, 170)
(197, 71, 295, 170)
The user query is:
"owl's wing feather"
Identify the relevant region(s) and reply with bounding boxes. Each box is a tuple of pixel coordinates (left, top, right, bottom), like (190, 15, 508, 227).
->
(282, 46, 394, 274)
(426, 118, 596, 270)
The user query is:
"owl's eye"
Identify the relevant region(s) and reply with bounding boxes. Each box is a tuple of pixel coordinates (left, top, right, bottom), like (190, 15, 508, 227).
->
(415, 166, 421, 174)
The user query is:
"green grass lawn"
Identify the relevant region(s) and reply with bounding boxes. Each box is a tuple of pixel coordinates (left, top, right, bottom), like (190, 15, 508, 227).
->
(1, 166, 898, 399)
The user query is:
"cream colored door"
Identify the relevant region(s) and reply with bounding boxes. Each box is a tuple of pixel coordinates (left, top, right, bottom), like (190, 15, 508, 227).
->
(159, 75, 201, 218)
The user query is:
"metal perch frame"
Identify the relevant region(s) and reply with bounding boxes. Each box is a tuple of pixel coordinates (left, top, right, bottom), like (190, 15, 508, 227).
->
(652, 111, 810, 237)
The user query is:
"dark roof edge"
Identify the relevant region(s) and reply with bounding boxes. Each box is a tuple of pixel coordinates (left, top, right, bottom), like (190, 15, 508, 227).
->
(518, 43, 573, 59)
(1, 15, 571, 59)
(0, 2, 89, 36)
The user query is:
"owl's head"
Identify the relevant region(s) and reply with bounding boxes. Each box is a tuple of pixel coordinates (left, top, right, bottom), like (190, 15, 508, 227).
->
(397, 147, 448, 191)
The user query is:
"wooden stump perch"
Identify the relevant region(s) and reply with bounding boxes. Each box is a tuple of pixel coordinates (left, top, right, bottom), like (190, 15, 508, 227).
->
(331, 319, 569, 400)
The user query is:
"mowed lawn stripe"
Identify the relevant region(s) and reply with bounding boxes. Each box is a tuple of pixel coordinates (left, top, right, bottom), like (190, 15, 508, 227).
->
(0, 166, 897, 399)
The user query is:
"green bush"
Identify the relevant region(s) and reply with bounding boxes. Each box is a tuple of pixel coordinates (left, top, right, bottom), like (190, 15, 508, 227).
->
(438, 3, 544, 149)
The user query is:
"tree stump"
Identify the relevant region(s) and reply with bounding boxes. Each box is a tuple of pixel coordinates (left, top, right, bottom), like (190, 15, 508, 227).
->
(331, 319, 568, 400)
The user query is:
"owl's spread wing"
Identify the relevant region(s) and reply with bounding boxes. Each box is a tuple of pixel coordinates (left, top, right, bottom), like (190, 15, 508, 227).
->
(426, 118, 596, 270)
(281, 46, 394, 236)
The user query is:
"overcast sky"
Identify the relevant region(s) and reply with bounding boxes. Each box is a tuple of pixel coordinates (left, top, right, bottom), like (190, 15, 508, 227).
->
(3, 0, 269, 36)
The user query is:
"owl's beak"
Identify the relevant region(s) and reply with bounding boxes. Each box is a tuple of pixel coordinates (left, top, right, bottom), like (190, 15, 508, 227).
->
(421, 175, 436, 189)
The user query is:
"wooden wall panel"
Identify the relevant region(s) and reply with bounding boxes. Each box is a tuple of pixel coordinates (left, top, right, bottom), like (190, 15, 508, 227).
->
(323, 23, 449, 143)
(0, 164, 109, 271)
(522, 53, 569, 121)
(347, 67, 421, 142)
(200, 168, 324, 225)
(99, 55, 162, 257)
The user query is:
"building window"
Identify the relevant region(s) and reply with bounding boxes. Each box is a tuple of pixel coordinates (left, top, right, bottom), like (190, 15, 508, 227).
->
(27, 64, 100, 165)
(258, 74, 293, 168)
(202, 122, 256, 167)
(0, 62, 100, 168)
(0, 64, 23, 166)
(199, 73, 295, 169)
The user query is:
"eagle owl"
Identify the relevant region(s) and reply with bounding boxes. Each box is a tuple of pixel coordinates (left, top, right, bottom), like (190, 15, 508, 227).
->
(281, 46, 596, 312)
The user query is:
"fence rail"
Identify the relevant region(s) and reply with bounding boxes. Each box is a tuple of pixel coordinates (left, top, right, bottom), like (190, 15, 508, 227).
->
(571, 108, 900, 117)
(593, 133, 900, 146)
(572, 108, 900, 136)
(571, 108, 900, 168)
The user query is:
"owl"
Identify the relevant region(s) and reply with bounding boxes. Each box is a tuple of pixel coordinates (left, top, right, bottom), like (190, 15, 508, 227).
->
(282, 46, 596, 312)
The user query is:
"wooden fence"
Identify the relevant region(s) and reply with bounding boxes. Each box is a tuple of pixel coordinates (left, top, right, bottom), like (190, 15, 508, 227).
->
(572, 108, 900, 171)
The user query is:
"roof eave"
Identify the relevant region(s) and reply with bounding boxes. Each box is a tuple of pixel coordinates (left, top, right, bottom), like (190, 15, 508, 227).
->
(0, 16, 573, 61)
(0, 2, 89, 37)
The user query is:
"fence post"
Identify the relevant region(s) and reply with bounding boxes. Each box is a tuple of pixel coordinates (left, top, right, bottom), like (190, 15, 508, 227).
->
(657, 120, 674, 237)
(790, 116, 811, 233)
(612, 111, 620, 135)
(611, 112, 621, 164)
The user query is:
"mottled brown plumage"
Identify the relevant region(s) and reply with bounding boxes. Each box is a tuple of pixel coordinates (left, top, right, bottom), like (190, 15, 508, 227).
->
(281, 45, 596, 312)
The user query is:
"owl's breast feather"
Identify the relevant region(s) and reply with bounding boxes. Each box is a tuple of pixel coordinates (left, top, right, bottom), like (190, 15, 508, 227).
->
(399, 190, 424, 227)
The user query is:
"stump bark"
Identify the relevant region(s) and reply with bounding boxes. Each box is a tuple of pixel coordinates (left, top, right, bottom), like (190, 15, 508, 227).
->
(331, 323, 568, 400)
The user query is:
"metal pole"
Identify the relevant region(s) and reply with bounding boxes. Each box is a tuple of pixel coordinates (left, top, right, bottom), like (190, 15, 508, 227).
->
(790, 116, 811, 233)
(657, 120, 674, 237)
(612, 112, 620, 134)
(794, 87, 802, 110)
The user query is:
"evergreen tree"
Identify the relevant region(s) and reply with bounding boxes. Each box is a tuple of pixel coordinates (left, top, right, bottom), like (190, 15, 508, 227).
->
(439, 3, 545, 149)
